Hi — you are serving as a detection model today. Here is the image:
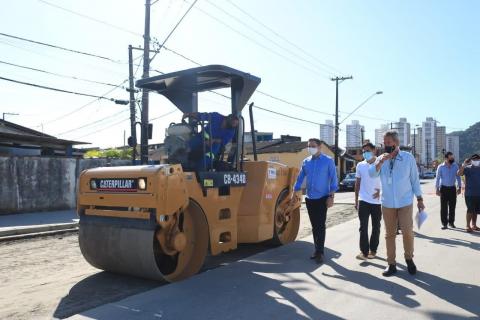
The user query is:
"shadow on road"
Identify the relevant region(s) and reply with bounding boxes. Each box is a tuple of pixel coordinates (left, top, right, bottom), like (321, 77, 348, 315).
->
(54, 241, 281, 318)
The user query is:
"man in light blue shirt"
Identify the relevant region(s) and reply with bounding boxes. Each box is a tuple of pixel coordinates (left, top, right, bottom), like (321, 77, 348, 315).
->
(293, 138, 338, 264)
(435, 151, 462, 229)
(369, 131, 424, 277)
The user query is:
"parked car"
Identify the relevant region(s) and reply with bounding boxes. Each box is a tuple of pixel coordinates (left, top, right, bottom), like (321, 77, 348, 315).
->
(339, 173, 356, 191)
(422, 171, 436, 179)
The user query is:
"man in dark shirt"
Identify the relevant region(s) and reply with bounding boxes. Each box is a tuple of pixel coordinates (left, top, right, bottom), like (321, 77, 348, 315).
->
(183, 112, 239, 170)
(457, 153, 480, 233)
(435, 152, 462, 229)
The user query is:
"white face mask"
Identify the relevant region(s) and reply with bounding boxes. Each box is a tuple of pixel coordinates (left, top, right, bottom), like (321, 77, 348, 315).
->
(472, 160, 480, 167)
(307, 147, 318, 156)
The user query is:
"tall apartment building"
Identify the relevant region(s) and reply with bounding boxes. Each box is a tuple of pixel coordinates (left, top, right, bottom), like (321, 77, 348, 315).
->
(320, 119, 335, 146)
(421, 117, 437, 166)
(346, 120, 364, 148)
(375, 124, 389, 147)
(391, 118, 411, 147)
(436, 126, 447, 159)
(446, 134, 460, 161)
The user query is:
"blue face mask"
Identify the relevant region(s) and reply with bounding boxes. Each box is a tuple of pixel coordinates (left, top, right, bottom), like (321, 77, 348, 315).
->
(363, 151, 373, 161)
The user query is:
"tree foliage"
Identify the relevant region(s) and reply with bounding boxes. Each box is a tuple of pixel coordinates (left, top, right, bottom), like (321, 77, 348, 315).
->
(84, 148, 133, 159)
(450, 121, 480, 161)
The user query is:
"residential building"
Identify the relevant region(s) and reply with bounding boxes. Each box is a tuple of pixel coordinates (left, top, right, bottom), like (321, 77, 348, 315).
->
(244, 131, 273, 143)
(346, 120, 364, 148)
(421, 117, 437, 167)
(436, 126, 447, 159)
(0, 119, 88, 157)
(375, 124, 389, 147)
(391, 118, 411, 147)
(320, 120, 335, 146)
(446, 134, 460, 161)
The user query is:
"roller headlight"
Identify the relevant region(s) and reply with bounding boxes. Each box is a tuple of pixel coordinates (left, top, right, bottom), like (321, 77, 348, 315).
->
(90, 179, 97, 190)
(138, 178, 147, 190)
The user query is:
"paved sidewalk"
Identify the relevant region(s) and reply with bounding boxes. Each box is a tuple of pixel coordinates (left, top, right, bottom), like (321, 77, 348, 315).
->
(70, 187, 480, 320)
(0, 210, 78, 239)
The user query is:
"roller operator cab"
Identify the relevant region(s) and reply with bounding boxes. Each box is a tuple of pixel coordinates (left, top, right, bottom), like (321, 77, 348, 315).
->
(77, 65, 301, 282)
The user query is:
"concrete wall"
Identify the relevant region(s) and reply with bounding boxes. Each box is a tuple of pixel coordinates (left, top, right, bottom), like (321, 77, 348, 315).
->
(0, 157, 130, 214)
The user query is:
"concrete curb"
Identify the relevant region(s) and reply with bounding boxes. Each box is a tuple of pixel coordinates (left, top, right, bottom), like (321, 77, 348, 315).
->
(0, 227, 79, 242)
(0, 222, 79, 241)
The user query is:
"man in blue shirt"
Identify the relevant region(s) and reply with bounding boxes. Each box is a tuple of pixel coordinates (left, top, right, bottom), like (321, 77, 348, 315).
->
(435, 152, 462, 229)
(184, 112, 239, 171)
(369, 131, 424, 277)
(293, 138, 338, 264)
(457, 154, 480, 233)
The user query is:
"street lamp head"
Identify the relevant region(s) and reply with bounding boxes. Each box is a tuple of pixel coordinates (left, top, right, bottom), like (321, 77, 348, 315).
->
(376, 91, 383, 95)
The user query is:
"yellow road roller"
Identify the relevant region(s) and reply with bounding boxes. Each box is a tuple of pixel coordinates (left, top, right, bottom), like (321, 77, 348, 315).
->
(77, 65, 301, 282)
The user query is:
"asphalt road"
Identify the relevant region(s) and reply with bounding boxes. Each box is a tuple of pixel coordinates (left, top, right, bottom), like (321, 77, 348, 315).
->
(0, 193, 358, 319)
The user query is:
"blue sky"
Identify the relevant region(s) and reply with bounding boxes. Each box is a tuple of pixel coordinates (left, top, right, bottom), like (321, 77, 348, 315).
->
(1, 0, 478, 148)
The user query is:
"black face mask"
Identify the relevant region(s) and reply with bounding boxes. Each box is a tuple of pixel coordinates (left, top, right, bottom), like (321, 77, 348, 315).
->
(448, 159, 455, 164)
(384, 145, 396, 153)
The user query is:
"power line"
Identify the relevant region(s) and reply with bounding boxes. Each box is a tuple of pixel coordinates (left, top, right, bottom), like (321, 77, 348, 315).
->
(75, 117, 130, 139)
(42, 79, 128, 125)
(0, 60, 126, 88)
(56, 109, 128, 136)
(156, 47, 335, 116)
(0, 76, 128, 102)
(186, 0, 330, 80)
(254, 105, 321, 126)
(38, 0, 142, 37)
(0, 32, 124, 63)
(150, 0, 198, 63)
(225, 0, 345, 77)
(150, 109, 178, 121)
(204, 0, 336, 77)
(76, 109, 178, 140)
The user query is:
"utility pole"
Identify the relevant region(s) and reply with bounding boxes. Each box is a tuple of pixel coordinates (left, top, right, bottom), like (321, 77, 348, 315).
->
(361, 127, 365, 144)
(413, 127, 417, 159)
(331, 76, 353, 167)
(127, 45, 137, 164)
(140, 0, 151, 165)
(2, 112, 19, 121)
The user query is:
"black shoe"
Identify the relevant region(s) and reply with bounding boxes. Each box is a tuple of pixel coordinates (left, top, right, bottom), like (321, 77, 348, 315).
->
(441, 225, 448, 230)
(310, 251, 319, 259)
(315, 254, 324, 264)
(382, 264, 397, 277)
(448, 223, 456, 228)
(406, 259, 417, 275)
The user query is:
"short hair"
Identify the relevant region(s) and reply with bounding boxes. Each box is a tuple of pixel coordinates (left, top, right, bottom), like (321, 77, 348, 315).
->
(383, 130, 399, 142)
(444, 151, 453, 158)
(308, 138, 322, 146)
(362, 142, 375, 150)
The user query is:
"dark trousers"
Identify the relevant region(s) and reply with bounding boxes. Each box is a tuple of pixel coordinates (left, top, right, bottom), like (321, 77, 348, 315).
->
(358, 200, 382, 256)
(305, 197, 328, 254)
(440, 186, 457, 225)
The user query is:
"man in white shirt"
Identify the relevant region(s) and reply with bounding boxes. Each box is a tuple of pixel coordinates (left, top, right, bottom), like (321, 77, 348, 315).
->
(355, 142, 382, 260)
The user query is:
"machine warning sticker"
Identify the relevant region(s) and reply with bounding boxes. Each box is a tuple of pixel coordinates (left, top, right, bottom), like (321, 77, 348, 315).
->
(203, 179, 214, 187)
(268, 167, 277, 179)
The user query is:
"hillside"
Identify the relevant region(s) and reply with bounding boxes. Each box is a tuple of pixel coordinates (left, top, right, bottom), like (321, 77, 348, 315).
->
(450, 121, 480, 161)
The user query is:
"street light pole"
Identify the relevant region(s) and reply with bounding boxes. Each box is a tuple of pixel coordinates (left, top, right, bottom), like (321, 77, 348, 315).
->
(331, 76, 353, 167)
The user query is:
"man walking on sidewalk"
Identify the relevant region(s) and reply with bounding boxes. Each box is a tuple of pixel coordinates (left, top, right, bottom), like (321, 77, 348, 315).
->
(369, 131, 424, 277)
(436, 152, 462, 229)
(355, 142, 382, 260)
(457, 154, 480, 232)
(293, 138, 338, 264)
